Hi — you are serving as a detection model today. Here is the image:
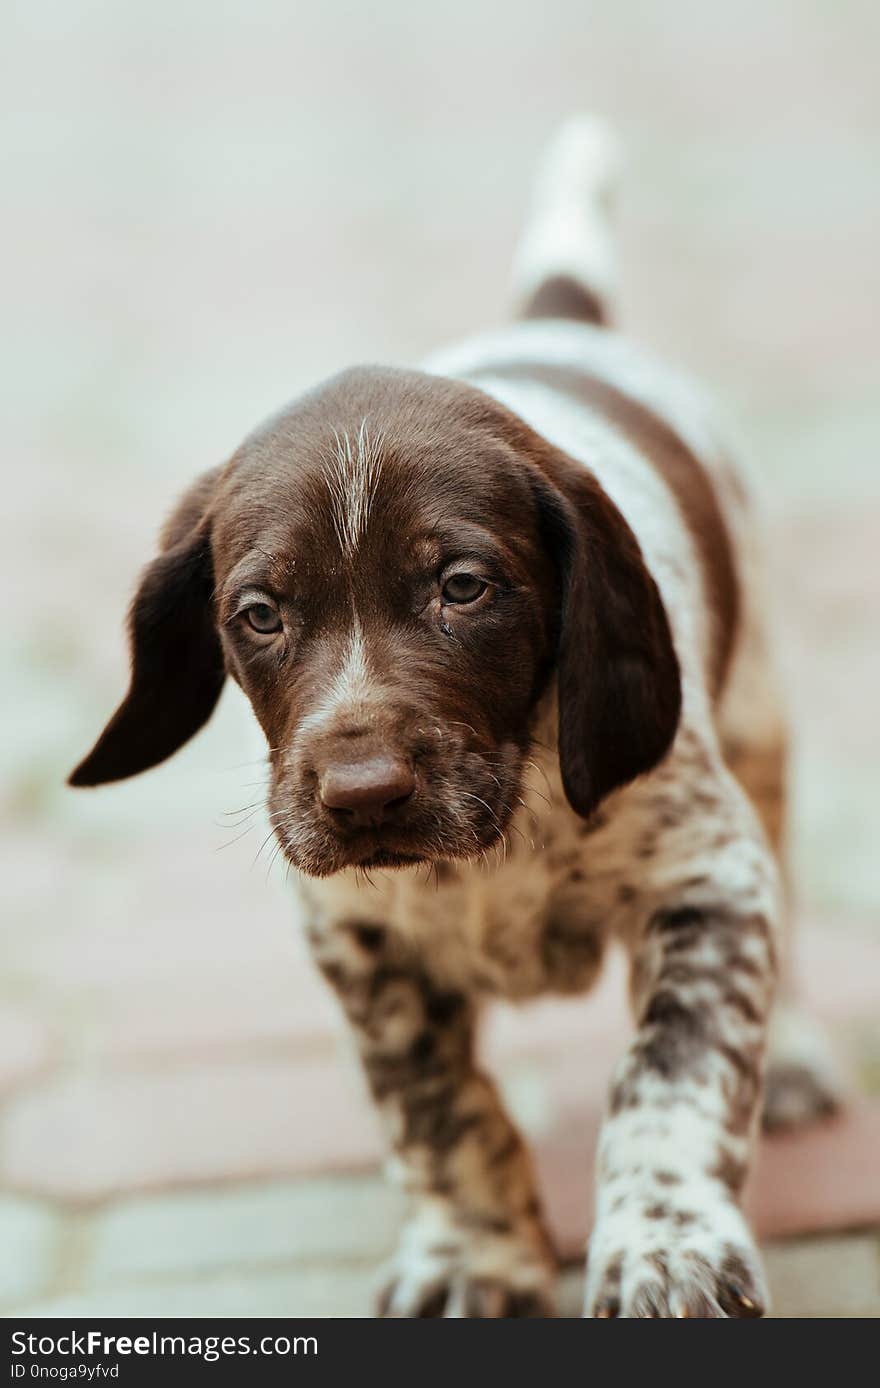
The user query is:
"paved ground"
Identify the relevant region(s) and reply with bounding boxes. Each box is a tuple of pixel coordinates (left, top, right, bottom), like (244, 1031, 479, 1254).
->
(4, 1174, 880, 1318)
(2, 1, 879, 1317)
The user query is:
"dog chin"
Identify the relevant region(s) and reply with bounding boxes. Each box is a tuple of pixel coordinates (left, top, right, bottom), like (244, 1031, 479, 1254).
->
(357, 849, 430, 871)
(280, 827, 505, 879)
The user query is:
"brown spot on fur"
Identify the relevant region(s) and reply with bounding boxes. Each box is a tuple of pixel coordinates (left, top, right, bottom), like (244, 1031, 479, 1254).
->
(352, 920, 386, 951)
(409, 1030, 436, 1064)
(638, 990, 708, 1081)
(644, 1202, 669, 1220)
(503, 1289, 552, 1318)
(541, 912, 602, 989)
(425, 990, 466, 1027)
(608, 1077, 640, 1116)
(459, 1211, 513, 1236)
(520, 273, 608, 326)
(646, 1250, 671, 1281)
(720, 985, 762, 1025)
(591, 1251, 623, 1317)
(711, 1148, 748, 1194)
(650, 905, 708, 934)
(487, 1132, 520, 1169)
(717, 1247, 765, 1317)
(412, 1286, 449, 1318)
(398, 1095, 482, 1153)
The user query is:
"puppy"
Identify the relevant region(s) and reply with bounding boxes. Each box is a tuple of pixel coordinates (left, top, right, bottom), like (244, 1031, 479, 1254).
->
(70, 118, 840, 1317)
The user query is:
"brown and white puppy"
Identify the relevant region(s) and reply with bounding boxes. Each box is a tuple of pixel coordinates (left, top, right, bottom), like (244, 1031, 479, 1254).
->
(70, 118, 840, 1317)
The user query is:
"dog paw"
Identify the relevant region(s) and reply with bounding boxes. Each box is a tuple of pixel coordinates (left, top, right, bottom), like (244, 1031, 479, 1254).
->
(585, 1199, 767, 1318)
(377, 1213, 555, 1317)
(762, 1006, 845, 1133)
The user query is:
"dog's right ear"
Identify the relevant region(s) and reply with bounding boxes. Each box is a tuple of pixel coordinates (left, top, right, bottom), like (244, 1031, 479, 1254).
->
(68, 468, 227, 787)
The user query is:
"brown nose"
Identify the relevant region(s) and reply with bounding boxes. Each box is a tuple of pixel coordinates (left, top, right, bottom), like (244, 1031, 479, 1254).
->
(319, 754, 415, 828)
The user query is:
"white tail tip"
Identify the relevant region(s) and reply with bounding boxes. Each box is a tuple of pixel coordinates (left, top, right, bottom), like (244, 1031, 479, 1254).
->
(513, 115, 620, 323)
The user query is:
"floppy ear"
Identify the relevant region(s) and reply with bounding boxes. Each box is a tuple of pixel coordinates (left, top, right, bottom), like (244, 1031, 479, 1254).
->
(537, 465, 682, 819)
(68, 469, 226, 787)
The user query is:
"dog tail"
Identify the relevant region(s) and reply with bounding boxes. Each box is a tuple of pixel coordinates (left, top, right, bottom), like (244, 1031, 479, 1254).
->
(512, 115, 619, 327)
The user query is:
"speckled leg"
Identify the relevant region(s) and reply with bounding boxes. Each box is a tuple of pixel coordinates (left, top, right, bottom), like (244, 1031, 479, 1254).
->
(586, 865, 778, 1318)
(306, 912, 556, 1317)
(725, 733, 844, 1131)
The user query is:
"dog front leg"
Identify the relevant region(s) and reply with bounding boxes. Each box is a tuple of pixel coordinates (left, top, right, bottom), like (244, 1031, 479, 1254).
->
(308, 914, 555, 1317)
(586, 887, 778, 1318)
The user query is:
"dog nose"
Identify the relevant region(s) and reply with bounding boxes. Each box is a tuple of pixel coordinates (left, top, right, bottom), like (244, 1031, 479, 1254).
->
(319, 754, 415, 828)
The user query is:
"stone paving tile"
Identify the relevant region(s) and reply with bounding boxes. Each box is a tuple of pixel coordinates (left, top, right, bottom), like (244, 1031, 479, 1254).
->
(3, 993, 878, 1234)
(0, 1058, 382, 1201)
(0, 1197, 60, 1307)
(85, 1177, 402, 1285)
(2, 830, 299, 994)
(16, 1266, 376, 1319)
(763, 1234, 880, 1319)
(17, 1209, 880, 1318)
(83, 965, 342, 1067)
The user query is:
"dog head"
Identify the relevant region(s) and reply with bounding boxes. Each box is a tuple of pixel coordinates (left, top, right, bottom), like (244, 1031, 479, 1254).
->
(69, 367, 681, 876)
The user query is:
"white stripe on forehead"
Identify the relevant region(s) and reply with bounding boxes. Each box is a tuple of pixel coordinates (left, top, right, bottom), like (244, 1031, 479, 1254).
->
(332, 619, 371, 706)
(296, 619, 374, 740)
(323, 418, 384, 557)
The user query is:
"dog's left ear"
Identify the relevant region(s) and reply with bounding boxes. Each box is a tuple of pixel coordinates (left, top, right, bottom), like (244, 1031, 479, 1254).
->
(533, 459, 682, 820)
(68, 467, 227, 787)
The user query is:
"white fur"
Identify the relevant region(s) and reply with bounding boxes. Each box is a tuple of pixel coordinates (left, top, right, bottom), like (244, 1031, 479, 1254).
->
(511, 115, 620, 314)
(296, 619, 374, 739)
(324, 419, 383, 557)
(586, 1163, 766, 1317)
(426, 319, 729, 470)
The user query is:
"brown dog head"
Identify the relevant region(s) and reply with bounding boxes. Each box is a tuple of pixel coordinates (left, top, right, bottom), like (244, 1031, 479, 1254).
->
(69, 367, 681, 876)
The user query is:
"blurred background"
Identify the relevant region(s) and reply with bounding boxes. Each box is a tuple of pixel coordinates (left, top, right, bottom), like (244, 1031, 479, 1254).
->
(2, 0, 878, 1316)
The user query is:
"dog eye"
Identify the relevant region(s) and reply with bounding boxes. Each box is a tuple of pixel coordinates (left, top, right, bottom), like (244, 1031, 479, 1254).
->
(244, 601, 282, 634)
(441, 573, 488, 605)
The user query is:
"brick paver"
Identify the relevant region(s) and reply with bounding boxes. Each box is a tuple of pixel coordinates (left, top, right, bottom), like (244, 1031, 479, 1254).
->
(5, 1174, 879, 1318)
